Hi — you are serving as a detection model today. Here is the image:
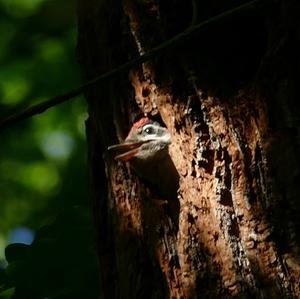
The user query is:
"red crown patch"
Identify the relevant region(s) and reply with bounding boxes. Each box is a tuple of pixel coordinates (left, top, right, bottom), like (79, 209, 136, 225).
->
(128, 117, 150, 136)
(132, 117, 149, 129)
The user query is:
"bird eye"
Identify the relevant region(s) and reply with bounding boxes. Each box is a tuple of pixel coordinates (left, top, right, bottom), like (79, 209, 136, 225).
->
(143, 125, 156, 135)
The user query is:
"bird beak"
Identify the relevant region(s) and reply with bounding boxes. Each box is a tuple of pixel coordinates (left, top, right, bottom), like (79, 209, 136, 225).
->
(107, 141, 146, 161)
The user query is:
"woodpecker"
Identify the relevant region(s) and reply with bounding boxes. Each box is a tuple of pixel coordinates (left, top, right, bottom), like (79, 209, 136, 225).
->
(108, 117, 179, 199)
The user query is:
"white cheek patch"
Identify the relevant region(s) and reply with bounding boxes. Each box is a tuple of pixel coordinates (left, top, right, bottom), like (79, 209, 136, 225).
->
(158, 132, 171, 144)
(144, 131, 171, 144)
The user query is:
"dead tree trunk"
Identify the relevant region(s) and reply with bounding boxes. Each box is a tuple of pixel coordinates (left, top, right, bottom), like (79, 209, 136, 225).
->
(77, 0, 300, 298)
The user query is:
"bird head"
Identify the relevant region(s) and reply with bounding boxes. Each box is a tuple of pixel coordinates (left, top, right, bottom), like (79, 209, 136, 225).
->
(108, 117, 171, 161)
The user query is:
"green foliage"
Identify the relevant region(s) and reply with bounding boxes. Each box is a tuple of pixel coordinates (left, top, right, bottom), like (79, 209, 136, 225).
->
(0, 0, 99, 298)
(0, 0, 85, 233)
(0, 0, 46, 18)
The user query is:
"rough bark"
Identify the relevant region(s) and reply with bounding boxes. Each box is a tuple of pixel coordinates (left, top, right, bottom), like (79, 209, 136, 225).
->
(77, 0, 300, 298)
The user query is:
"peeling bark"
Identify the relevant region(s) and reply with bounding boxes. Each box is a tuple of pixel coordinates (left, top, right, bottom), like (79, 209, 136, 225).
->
(77, 0, 300, 298)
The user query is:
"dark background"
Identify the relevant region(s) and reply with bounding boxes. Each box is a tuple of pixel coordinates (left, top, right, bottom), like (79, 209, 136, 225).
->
(0, 0, 99, 298)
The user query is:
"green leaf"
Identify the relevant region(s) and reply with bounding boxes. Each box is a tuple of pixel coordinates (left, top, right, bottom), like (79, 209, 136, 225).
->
(0, 287, 15, 299)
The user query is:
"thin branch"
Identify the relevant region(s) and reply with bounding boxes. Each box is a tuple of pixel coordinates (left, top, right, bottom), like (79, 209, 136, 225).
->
(0, 0, 267, 132)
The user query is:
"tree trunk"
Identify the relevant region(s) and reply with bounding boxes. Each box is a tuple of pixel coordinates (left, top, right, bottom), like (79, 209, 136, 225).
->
(77, 0, 300, 298)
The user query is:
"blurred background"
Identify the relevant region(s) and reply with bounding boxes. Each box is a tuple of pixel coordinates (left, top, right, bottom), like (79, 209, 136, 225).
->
(0, 0, 99, 298)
